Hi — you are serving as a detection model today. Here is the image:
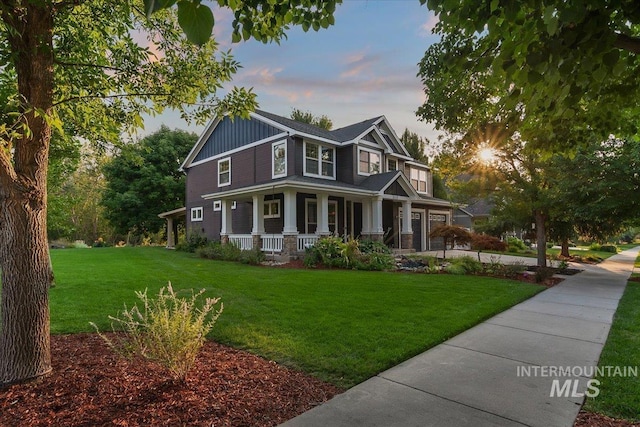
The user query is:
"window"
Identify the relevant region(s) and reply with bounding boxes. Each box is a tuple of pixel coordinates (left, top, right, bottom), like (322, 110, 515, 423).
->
(358, 148, 381, 175)
(388, 159, 397, 171)
(213, 200, 222, 211)
(191, 207, 203, 222)
(218, 157, 231, 187)
(410, 168, 428, 193)
(305, 199, 337, 233)
(304, 142, 335, 178)
(263, 200, 280, 218)
(272, 140, 287, 178)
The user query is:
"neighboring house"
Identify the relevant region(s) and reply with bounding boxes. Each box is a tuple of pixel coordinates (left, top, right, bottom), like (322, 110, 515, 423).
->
(177, 109, 452, 259)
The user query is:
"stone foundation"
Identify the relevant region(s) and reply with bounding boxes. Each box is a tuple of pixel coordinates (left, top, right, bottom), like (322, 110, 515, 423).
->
(401, 233, 414, 252)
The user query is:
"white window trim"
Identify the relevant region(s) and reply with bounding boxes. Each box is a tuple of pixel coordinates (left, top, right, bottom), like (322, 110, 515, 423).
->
(410, 166, 429, 194)
(303, 141, 336, 180)
(272, 140, 287, 179)
(213, 200, 222, 212)
(387, 158, 398, 172)
(263, 199, 281, 219)
(231, 201, 237, 210)
(191, 207, 203, 222)
(358, 146, 382, 176)
(218, 157, 231, 187)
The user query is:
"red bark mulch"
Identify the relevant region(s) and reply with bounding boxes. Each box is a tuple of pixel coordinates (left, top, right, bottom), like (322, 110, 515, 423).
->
(574, 410, 640, 427)
(0, 334, 342, 427)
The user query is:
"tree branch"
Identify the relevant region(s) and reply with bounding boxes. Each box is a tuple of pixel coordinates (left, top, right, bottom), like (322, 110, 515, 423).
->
(614, 32, 640, 54)
(53, 92, 174, 107)
(0, 145, 18, 191)
(54, 60, 131, 73)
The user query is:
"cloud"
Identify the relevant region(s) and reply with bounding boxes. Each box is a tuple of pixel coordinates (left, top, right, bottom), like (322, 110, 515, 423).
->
(420, 13, 439, 36)
(339, 51, 381, 78)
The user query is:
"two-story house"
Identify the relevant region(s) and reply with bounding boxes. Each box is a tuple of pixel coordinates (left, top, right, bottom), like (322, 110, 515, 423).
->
(176, 109, 452, 259)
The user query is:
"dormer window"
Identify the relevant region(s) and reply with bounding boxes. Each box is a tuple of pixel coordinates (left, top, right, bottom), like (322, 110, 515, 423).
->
(304, 141, 335, 179)
(358, 148, 381, 175)
(388, 159, 397, 171)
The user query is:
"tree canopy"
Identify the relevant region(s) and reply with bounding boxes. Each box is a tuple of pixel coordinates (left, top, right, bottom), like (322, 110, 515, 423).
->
(290, 108, 333, 130)
(420, 0, 640, 141)
(0, 0, 340, 386)
(102, 126, 196, 237)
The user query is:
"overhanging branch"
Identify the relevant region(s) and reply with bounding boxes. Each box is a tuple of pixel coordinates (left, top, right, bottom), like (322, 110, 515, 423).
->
(53, 92, 173, 107)
(614, 33, 640, 54)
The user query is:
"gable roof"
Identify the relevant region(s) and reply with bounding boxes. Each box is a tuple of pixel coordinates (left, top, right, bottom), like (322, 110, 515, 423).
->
(183, 109, 416, 169)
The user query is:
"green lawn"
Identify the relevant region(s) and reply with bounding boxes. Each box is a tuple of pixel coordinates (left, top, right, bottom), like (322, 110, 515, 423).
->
(50, 247, 542, 388)
(583, 278, 640, 421)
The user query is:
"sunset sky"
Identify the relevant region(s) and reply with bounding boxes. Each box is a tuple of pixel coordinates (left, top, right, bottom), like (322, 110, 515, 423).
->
(144, 1, 441, 143)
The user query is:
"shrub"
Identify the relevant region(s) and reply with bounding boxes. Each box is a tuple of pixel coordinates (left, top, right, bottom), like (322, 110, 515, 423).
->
(240, 246, 266, 265)
(445, 263, 467, 275)
(507, 237, 527, 253)
(450, 256, 483, 274)
(359, 239, 392, 254)
(502, 262, 527, 279)
(600, 245, 618, 253)
(177, 231, 208, 253)
(309, 236, 348, 268)
(196, 241, 244, 262)
(354, 252, 396, 271)
(92, 282, 223, 381)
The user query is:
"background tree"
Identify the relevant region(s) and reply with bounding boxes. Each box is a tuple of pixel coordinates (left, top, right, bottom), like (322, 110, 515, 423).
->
(102, 126, 196, 240)
(400, 128, 429, 163)
(290, 108, 333, 130)
(0, 0, 339, 386)
(421, 0, 640, 141)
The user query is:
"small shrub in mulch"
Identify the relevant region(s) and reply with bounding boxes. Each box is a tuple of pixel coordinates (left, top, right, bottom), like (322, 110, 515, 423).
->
(0, 334, 341, 427)
(574, 410, 639, 427)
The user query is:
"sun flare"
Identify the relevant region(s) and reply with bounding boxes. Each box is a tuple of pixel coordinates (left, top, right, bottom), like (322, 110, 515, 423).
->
(477, 146, 497, 165)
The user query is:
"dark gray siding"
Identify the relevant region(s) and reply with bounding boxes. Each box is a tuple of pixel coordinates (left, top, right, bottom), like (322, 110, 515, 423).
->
(194, 116, 282, 162)
(362, 132, 376, 142)
(336, 145, 356, 184)
(384, 182, 409, 197)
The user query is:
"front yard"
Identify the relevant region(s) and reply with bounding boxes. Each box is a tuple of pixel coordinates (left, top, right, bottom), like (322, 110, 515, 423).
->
(50, 246, 543, 388)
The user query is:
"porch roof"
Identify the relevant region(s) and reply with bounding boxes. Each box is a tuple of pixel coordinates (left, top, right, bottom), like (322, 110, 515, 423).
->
(157, 207, 186, 219)
(201, 172, 421, 201)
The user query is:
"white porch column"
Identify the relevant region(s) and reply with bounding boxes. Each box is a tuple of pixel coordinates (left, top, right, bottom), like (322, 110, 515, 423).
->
(282, 189, 298, 234)
(372, 196, 384, 234)
(252, 194, 265, 235)
(402, 200, 413, 233)
(361, 200, 372, 234)
(317, 193, 330, 235)
(166, 217, 175, 248)
(221, 199, 233, 235)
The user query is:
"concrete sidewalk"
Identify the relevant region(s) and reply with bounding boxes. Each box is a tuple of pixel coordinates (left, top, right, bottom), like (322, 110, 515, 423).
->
(281, 246, 640, 427)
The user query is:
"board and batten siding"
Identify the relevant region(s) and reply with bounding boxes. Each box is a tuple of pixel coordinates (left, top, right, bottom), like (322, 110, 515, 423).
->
(193, 116, 282, 163)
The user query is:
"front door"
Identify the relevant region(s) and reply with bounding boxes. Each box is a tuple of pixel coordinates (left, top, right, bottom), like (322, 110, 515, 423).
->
(412, 212, 423, 252)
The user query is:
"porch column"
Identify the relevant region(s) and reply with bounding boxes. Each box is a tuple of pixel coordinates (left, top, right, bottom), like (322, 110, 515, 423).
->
(252, 195, 265, 234)
(371, 196, 384, 236)
(282, 189, 297, 234)
(401, 200, 413, 251)
(402, 201, 413, 233)
(362, 200, 372, 235)
(165, 217, 175, 248)
(317, 193, 330, 235)
(221, 199, 233, 238)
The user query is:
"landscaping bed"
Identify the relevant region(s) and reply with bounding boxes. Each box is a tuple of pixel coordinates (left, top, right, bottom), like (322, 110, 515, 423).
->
(0, 333, 341, 426)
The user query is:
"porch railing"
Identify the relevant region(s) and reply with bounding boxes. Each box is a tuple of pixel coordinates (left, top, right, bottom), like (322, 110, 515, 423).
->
(228, 234, 253, 251)
(297, 234, 319, 252)
(261, 235, 283, 253)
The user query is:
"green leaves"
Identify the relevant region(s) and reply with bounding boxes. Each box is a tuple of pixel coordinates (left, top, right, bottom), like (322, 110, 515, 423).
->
(176, 1, 214, 45)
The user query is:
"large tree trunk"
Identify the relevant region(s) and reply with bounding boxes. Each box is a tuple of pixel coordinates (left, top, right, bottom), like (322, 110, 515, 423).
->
(534, 210, 547, 267)
(0, 3, 54, 386)
(561, 237, 570, 258)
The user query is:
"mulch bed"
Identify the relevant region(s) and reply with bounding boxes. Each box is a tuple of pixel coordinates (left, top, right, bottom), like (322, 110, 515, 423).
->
(575, 410, 639, 426)
(0, 334, 342, 426)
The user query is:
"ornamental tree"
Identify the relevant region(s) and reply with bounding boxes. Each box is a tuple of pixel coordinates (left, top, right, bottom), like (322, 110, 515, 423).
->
(0, 0, 340, 386)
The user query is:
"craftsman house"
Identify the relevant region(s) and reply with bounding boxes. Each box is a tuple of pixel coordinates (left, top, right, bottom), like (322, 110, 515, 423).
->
(177, 109, 452, 258)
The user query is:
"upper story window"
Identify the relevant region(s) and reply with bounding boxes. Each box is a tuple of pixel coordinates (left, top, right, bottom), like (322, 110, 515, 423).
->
(410, 167, 428, 193)
(272, 140, 287, 178)
(358, 148, 381, 175)
(191, 207, 203, 222)
(304, 142, 335, 179)
(387, 159, 397, 171)
(218, 157, 231, 187)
